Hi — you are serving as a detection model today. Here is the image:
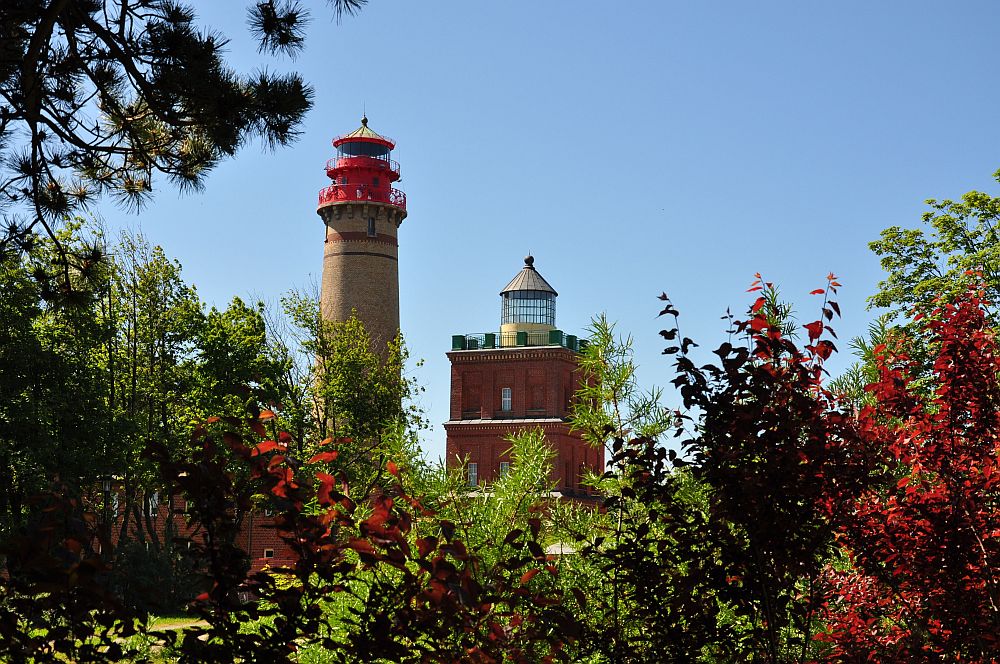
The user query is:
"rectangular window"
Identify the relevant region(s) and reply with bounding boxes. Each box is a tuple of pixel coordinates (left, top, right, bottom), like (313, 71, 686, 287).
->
(468, 462, 478, 487)
(147, 492, 159, 517)
(501, 387, 512, 412)
(263, 548, 275, 559)
(499, 461, 510, 477)
(367, 217, 376, 237)
(373, 176, 380, 187)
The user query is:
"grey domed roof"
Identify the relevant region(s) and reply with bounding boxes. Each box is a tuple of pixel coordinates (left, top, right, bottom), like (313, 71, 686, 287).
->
(500, 255, 558, 296)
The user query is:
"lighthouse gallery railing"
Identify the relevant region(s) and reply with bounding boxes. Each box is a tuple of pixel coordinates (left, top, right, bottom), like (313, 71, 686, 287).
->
(317, 183, 407, 211)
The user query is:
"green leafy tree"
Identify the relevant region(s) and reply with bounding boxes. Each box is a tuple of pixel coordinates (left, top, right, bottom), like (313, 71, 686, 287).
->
(571, 313, 673, 448)
(0, 225, 110, 537)
(0, 223, 297, 580)
(97, 231, 202, 548)
(279, 291, 425, 485)
(559, 314, 704, 662)
(425, 428, 557, 569)
(188, 296, 285, 422)
(835, 171, 1000, 405)
(869, 170, 1000, 318)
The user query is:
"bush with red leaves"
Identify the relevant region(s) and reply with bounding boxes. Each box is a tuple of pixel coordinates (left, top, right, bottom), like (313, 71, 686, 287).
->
(818, 286, 1000, 661)
(651, 275, 878, 662)
(144, 411, 577, 663)
(3, 278, 998, 663)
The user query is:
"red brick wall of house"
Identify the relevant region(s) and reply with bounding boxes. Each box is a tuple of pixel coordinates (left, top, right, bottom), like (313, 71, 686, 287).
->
(101, 494, 296, 574)
(444, 346, 603, 494)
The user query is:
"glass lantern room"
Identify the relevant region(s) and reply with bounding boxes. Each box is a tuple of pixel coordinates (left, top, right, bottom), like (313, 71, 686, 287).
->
(337, 139, 391, 159)
(332, 116, 395, 162)
(502, 290, 556, 326)
(500, 256, 558, 330)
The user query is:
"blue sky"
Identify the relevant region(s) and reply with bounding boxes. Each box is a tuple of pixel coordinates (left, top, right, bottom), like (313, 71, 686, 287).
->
(105, 1, 1000, 460)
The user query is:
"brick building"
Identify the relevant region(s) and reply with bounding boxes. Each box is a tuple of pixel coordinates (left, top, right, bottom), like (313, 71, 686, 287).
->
(444, 257, 602, 495)
(97, 489, 293, 574)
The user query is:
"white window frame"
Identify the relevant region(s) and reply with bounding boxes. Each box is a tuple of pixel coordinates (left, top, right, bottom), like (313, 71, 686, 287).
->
(468, 462, 478, 487)
(147, 491, 159, 517)
(499, 461, 510, 478)
(501, 387, 512, 412)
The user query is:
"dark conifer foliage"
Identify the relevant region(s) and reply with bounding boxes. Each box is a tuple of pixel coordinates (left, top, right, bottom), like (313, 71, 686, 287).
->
(0, 0, 360, 286)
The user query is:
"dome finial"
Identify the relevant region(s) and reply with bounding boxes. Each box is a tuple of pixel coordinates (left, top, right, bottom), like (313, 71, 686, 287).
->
(361, 114, 368, 127)
(524, 254, 534, 268)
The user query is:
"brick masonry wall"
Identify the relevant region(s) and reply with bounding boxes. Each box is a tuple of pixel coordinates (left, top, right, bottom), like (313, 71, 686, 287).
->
(102, 495, 296, 574)
(447, 347, 580, 420)
(318, 201, 406, 350)
(444, 347, 604, 493)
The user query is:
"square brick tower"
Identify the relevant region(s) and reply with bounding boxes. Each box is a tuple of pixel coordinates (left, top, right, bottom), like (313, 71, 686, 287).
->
(444, 256, 602, 495)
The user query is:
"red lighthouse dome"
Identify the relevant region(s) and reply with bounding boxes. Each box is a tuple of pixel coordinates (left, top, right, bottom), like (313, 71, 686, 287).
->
(318, 116, 406, 212)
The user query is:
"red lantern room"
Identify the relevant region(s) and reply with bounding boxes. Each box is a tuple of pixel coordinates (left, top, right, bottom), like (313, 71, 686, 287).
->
(318, 116, 406, 212)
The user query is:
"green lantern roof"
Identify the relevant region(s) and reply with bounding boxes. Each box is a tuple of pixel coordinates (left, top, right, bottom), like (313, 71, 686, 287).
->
(333, 116, 395, 148)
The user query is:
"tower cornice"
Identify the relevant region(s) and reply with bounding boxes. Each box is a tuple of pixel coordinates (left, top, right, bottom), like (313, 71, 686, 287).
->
(446, 347, 578, 363)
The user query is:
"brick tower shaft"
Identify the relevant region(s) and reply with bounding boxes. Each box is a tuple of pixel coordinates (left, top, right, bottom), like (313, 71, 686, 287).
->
(319, 203, 405, 347)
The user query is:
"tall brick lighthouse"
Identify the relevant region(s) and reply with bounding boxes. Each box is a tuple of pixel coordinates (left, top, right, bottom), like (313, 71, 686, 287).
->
(317, 117, 407, 347)
(445, 256, 602, 496)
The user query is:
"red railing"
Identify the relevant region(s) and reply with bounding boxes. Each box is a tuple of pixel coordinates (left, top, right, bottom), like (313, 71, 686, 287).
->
(317, 184, 407, 211)
(325, 155, 400, 177)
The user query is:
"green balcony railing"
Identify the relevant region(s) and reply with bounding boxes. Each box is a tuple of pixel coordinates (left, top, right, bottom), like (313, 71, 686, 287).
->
(451, 330, 586, 352)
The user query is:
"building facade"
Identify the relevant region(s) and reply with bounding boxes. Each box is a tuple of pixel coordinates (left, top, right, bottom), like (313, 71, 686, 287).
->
(444, 257, 602, 495)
